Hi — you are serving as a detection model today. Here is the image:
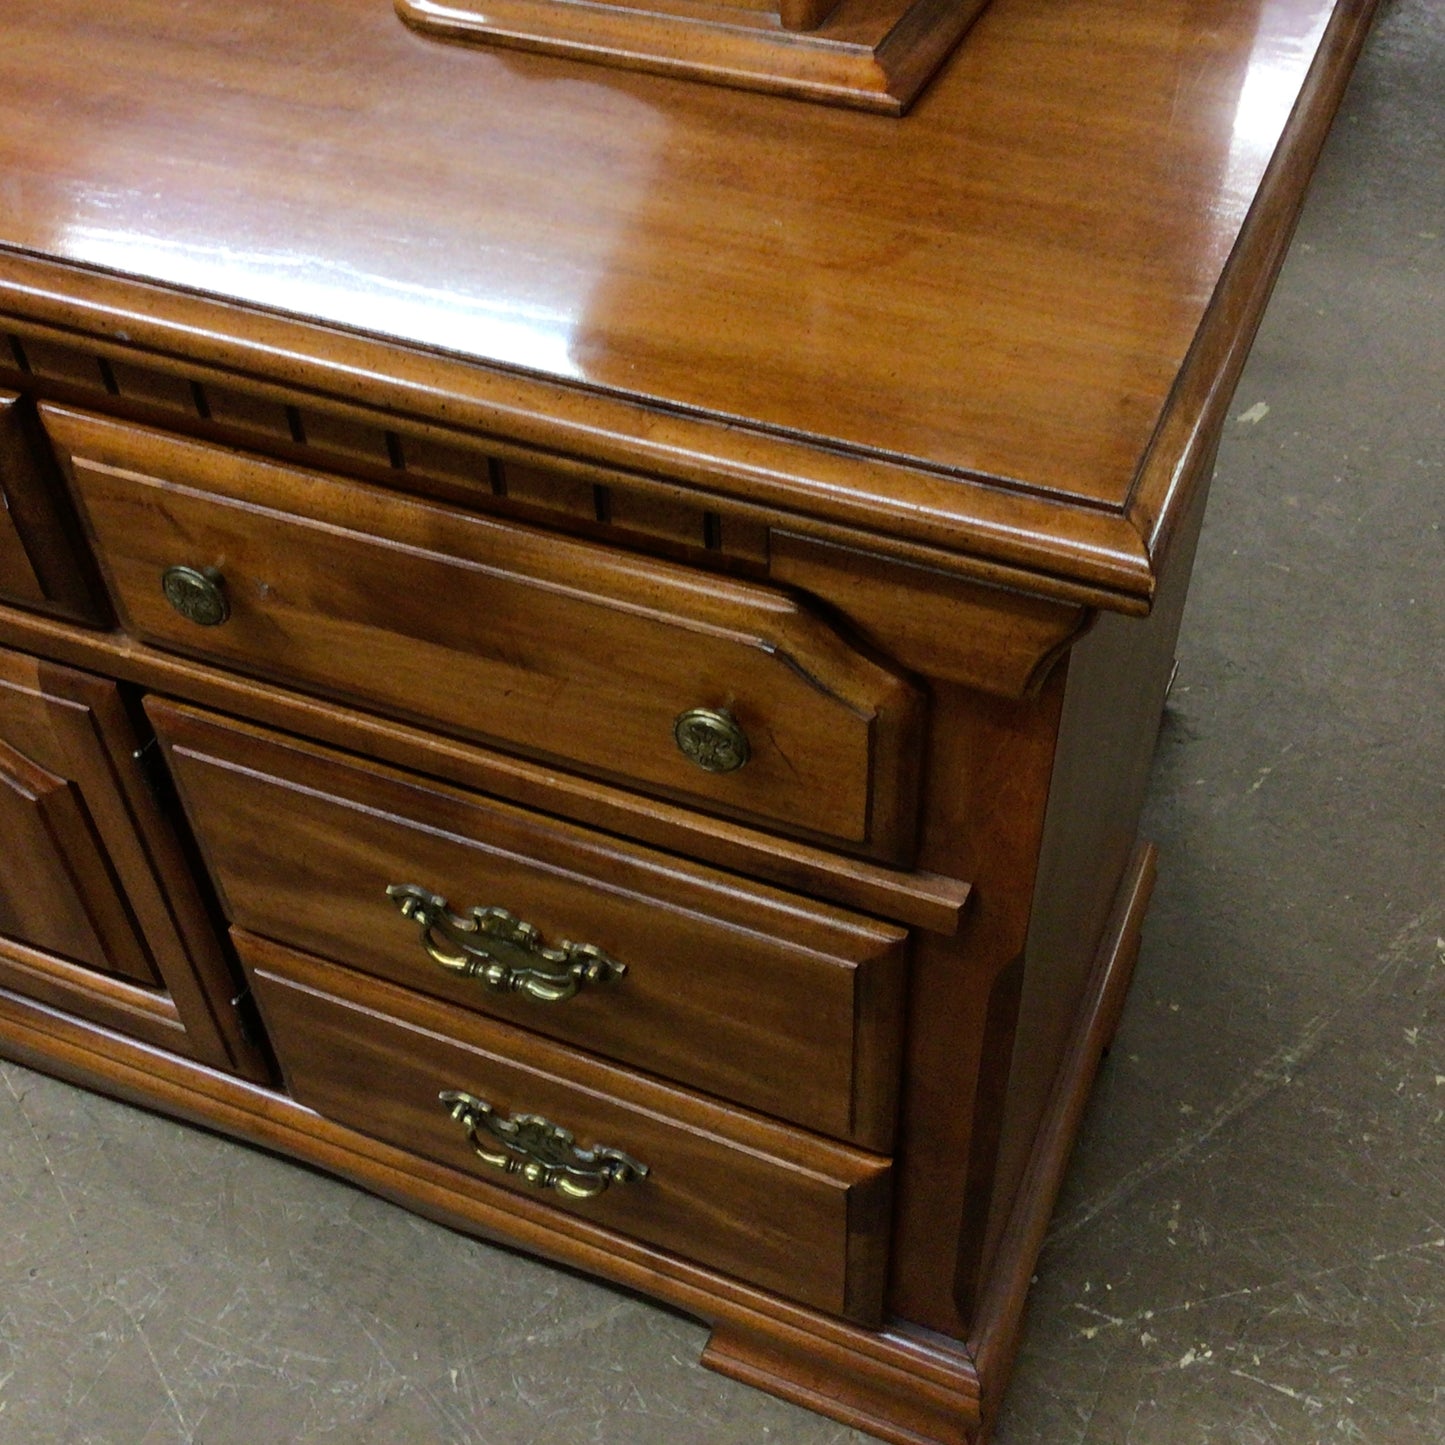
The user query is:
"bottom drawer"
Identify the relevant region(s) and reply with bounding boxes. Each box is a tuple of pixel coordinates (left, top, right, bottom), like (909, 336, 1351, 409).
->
(240, 932, 892, 1324)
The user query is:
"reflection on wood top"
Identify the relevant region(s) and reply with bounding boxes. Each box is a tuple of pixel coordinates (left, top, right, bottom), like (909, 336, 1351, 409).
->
(0, 0, 1376, 602)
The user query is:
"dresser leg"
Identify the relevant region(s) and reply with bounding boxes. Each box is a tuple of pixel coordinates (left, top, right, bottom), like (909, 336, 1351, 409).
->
(699, 842, 1157, 1445)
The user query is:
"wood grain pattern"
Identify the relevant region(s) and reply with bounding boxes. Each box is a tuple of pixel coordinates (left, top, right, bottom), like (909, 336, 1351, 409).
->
(0, 0, 1379, 605)
(242, 933, 894, 1324)
(0, 0, 1381, 1436)
(148, 698, 909, 1149)
(0, 933, 189, 1053)
(49, 407, 925, 860)
(769, 531, 1092, 699)
(0, 978, 983, 1434)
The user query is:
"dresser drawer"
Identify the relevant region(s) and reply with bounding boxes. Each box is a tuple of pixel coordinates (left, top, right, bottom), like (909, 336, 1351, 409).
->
(241, 934, 892, 1324)
(148, 698, 908, 1150)
(46, 407, 923, 861)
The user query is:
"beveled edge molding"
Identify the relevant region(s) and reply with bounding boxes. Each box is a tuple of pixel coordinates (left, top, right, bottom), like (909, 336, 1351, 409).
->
(0, 255, 1159, 614)
(397, 0, 991, 116)
(1126, 0, 1381, 571)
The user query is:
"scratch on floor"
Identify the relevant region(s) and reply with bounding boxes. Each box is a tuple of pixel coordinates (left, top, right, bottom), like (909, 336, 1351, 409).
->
(1231, 1369, 1324, 1409)
(1047, 905, 1442, 1245)
(4, 1070, 87, 1245)
(117, 1297, 192, 1438)
(1246, 766, 1274, 794)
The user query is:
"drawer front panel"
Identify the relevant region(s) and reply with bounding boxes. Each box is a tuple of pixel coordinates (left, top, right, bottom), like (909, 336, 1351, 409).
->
(148, 699, 908, 1151)
(242, 934, 892, 1324)
(47, 408, 923, 860)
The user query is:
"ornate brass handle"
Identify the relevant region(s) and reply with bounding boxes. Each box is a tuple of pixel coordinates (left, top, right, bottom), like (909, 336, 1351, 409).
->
(439, 1091, 649, 1199)
(673, 707, 750, 773)
(387, 884, 625, 1003)
(161, 565, 229, 626)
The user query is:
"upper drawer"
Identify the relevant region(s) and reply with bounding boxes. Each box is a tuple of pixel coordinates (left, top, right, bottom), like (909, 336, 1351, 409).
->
(0, 393, 104, 623)
(46, 408, 924, 861)
(148, 698, 908, 1151)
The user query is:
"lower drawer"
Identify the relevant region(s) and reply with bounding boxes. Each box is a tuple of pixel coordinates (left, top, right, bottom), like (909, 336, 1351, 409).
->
(240, 933, 892, 1324)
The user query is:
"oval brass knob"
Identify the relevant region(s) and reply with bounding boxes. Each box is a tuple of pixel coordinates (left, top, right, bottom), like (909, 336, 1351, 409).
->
(439, 1091, 649, 1200)
(673, 707, 749, 774)
(161, 565, 229, 626)
(387, 884, 625, 1003)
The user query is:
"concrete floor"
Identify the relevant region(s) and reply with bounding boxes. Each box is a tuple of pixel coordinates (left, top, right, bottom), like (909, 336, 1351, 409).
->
(2, 1, 1441, 1441)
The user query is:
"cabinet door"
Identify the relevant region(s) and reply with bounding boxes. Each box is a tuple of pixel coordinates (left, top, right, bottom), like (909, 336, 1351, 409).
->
(0, 391, 105, 622)
(0, 644, 264, 1077)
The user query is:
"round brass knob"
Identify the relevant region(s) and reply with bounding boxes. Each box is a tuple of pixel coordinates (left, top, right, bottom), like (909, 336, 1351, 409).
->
(673, 707, 750, 774)
(160, 565, 230, 627)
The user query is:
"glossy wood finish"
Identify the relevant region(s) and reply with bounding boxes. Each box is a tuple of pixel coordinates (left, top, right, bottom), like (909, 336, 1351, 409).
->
(49, 408, 924, 859)
(398, 0, 991, 113)
(0, 645, 264, 1075)
(0, 0, 1378, 606)
(242, 933, 893, 1324)
(0, 391, 103, 623)
(0, 0, 1379, 1438)
(149, 699, 909, 1149)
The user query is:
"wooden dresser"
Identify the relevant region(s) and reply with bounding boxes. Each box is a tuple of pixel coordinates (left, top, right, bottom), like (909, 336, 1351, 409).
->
(0, 1, 1377, 1439)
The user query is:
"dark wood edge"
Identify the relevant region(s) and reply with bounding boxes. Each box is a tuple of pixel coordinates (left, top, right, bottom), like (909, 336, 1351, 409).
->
(1126, 0, 1382, 564)
(0, 264, 1157, 610)
(0, 602, 972, 935)
(966, 839, 1157, 1437)
(0, 986, 982, 1416)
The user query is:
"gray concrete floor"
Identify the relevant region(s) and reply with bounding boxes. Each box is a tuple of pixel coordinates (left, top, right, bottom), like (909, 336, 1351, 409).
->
(2, 1, 1441, 1440)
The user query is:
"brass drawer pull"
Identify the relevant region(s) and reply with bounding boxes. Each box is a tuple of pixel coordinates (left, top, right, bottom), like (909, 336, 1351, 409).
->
(439, 1090, 649, 1199)
(673, 707, 749, 773)
(160, 564, 229, 626)
(387, 883, 625, 1003)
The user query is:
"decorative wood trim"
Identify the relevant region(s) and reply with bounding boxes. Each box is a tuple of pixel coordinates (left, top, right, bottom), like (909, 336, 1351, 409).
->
(397, 0, 992, 115)
(0, 266, 1158, 612)
(0, 983, 982, 1421)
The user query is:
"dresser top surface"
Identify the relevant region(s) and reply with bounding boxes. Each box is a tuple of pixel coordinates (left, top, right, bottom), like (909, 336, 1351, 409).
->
(0, 0, 1371, 600)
